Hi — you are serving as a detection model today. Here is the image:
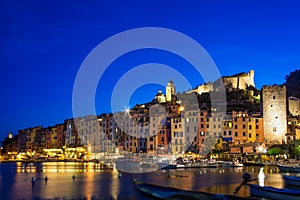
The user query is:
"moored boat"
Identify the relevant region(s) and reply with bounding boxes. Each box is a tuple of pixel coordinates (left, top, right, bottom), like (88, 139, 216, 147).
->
(277, 164, 300, 173)
(115, 156, 172, 173)
(249, 184, 300, 200)
(115, 157, 158, 173)
(193, 159, 219, 168)
(242, 162, 265, 167)
(282, 174, 300, 187)
(231, 160, 244, 167)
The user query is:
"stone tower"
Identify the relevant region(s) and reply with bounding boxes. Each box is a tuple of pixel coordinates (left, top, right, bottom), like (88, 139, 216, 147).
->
(262, 85, 287, 144)
(166, 80, 175, 102)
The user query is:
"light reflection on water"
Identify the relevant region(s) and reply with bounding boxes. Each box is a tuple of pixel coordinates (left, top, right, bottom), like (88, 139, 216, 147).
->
(0, 162, 284, 199)
(15, 162, 110, 173)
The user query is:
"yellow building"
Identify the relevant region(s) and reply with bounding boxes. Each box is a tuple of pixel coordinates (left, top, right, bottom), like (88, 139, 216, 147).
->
(247, 117, 257, 143)
(171, 115, 185, 154)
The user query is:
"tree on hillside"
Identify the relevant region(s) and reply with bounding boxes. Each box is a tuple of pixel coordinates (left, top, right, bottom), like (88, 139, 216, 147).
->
(285, 69, 300, 98)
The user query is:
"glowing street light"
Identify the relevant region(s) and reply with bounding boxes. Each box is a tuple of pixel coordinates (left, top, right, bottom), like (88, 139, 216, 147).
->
(123, 106, 131, 115)
(258, 146, 264, 153)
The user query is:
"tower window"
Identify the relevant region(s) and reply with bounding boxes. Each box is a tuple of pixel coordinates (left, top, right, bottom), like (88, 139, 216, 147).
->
(273, 127, 277, 132)
(273, 96, 276, 100)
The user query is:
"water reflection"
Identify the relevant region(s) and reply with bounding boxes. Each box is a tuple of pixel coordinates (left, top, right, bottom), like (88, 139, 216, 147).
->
(0, 163, 286, 199)
(14, 162, 112, 173)
(111, 169, 120, 200)
(258, 167, 265, 186)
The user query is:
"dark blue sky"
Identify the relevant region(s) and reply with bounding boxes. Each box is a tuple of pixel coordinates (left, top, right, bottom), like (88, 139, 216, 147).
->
(1, 0, 300, 139)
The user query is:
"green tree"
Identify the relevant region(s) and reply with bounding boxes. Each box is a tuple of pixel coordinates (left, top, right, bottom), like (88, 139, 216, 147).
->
(267, 147, 284, 155)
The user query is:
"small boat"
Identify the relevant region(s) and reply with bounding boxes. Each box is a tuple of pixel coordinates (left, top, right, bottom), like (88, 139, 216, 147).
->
(231, 160, 244, 167)
(282, 174, 300, 187)
(218, 161, 233, 167)
(135, 181, 253, 200)
(277, 164, 300, 173)
(161, 163, 178, 170)
(175, 157, 192, 168)
(192, 159, 219, 168)
(249, 184, 300, 200)
(115, 157, 158, 173)
(242, 162, 265, 167)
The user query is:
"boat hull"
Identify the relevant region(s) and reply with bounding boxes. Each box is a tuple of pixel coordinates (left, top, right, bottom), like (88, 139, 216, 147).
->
(249, 184, 300, 200)
(277, 164, 300, 173)
(282, 174, 300, 187)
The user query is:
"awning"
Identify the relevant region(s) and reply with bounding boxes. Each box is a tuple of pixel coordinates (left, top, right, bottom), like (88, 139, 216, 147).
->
(222, 137, 233, 141)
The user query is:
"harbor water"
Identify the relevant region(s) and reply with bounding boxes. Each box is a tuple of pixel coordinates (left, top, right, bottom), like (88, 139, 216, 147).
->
(0, 162, 283, 199)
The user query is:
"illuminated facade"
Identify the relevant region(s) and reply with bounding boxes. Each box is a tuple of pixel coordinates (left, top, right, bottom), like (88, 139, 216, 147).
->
(166, 80, 175, 102)
(188, 70, 255, 94)
(183, 110, 199, 151)
(171, 115, 185, 154)
(262, 85, 287, 144)
(198, 110, 208, 151)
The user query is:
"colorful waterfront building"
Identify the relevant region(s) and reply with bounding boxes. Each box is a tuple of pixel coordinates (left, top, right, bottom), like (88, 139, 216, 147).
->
(171, 115, 185, 154)
(55, 123, 65, 149)
(64, 118, 81, 147)
(183, 109, 199, 152)
(198, 110, 208, 155)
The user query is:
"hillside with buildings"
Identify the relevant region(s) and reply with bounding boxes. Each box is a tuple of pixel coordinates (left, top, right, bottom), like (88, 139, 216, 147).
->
(1, 69, 300, 161)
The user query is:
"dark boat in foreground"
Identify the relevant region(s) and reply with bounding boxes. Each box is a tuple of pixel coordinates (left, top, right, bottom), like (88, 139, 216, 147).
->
(282, 174, 300, 187)
(277, 164, 300, 173)
(249, 184, 300, 200)
(135, 181, 260, 200)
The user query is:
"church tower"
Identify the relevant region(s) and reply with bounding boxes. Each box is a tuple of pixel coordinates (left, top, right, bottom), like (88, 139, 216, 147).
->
(166, 80, 175, 102)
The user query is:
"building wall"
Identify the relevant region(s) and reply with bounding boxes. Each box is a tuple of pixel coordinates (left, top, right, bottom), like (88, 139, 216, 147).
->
(198, 110, 208, 150)
(65, 119, 80, 147)
(171, 116, 184, 154)
(296, 128, 300, 140)
(18, 129, 27, 153)
(55, 124, 65, 149)
(262, 85, 287, 144)
(232, 114, 248, 145)
(183, 110, 199, 150)
(255, 117, 264, 143)
(206, 114, 222, 139)
(247, 117, 256, 143)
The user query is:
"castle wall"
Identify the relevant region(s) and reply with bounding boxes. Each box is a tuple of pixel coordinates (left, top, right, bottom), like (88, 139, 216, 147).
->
(238, 71, 255, 89)
(262, 85, 287, 144)
(197, 83, 213, 94)
(222, 70, 255, 90)
(187, 70, 255, 95)
(223, 77, 239, 89)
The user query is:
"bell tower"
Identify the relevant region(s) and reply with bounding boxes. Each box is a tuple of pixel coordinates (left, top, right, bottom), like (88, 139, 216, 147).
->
(166, 80, 175, 102)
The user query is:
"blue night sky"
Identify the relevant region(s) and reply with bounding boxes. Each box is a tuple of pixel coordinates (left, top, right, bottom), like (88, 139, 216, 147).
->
(1, 0, 300, 139)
